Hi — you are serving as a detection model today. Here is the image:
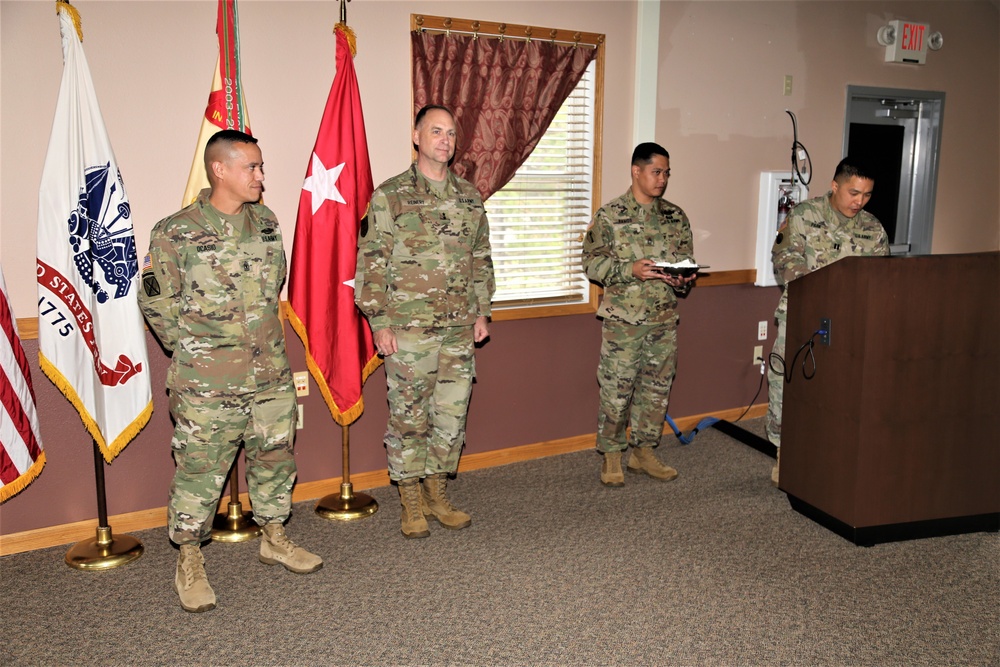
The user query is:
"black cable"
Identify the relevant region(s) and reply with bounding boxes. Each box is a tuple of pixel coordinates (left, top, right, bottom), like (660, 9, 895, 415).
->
(785, 110, 812, 187)
(733, 357, 767, 423)
(768, 330, 824, 385)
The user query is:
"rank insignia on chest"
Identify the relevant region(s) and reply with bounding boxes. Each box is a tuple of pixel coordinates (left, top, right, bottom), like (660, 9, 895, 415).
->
(834, 243, 841, 250)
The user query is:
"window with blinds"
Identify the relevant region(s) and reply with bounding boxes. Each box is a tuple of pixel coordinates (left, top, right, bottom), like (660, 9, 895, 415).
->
(486, 60, 599, 313)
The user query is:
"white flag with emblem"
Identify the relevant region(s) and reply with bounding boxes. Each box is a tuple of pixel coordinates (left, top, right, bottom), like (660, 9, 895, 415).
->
(36, 2, 152, 461)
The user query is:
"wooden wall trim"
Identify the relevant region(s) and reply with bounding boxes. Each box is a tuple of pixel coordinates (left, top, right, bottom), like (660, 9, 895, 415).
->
(0, 404, 766, 556)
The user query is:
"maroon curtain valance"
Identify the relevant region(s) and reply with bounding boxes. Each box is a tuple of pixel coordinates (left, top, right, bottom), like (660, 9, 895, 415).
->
(412, 30, 596, 200)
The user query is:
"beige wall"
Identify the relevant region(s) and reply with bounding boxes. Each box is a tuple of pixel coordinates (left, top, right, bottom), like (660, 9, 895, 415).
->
(0, 0, 638, 316)
(655, 0, 999, 270)
(3, 1, 998, 312)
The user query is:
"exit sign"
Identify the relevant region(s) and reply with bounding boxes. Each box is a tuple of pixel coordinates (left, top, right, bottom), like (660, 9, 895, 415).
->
(884, 20, 930, 64)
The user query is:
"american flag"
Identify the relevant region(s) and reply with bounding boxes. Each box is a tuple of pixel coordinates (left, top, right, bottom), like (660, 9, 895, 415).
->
(1, 266, 45, 503)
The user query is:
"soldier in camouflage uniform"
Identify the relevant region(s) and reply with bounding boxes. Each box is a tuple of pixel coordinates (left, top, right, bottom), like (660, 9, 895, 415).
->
(768, 157, 889, 484)
(139, 130, 322, 613)
(355, 106, 495, 539)
(583, 143, 697, 487)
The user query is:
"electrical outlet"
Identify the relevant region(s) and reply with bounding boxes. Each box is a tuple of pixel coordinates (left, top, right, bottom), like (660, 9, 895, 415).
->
(757, 320, 768, 341)
(819, 318, 831, 345)
(297, 404, 304, 430)
(293, 371, 309, 397)
(753, 345, 763, 366)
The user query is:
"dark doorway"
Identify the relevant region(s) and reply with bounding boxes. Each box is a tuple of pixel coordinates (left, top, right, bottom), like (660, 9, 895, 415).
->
(848, 123, 904, 241)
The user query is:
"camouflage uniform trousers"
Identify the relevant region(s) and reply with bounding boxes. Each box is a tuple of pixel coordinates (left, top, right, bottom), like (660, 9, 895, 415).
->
(383, 325, 475, 482)
(766, 299, 788, 448)
(167, 381, 297, 545)
(596, 317, 678, 453)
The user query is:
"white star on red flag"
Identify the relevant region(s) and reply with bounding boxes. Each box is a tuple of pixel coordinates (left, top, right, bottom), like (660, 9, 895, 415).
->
(302, 153, 346, 214)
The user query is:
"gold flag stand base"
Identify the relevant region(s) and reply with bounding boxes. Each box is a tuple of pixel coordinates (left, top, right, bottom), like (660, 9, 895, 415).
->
(210, 457, 261, 542)
(315, 424, 379, 521)
(66, 442, 143, 571)
(316, 482, 378, 521)
(65, 526, 144, 571)
(211, 501, 262, 542)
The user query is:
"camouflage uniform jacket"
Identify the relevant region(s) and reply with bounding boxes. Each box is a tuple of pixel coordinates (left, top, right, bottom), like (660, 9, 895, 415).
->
(355, 163, 495, 331)
(582, 189, 694, 325)
(139, 189, 291, 395)
(771, 193, 889, 310)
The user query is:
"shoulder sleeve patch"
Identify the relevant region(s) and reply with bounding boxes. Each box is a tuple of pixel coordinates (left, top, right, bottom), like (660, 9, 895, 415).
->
(142, 271, 160, 298)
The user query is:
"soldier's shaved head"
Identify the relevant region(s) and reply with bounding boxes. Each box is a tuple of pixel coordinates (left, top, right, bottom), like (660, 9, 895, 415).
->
(204, 130, 258, 182)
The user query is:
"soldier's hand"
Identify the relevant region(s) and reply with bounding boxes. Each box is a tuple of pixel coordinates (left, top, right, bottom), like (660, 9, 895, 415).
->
(665, 273, 696, 289)
(632, 258, 666, 282)
(373, 328, 398, 356)
(473, 316, 490, 343)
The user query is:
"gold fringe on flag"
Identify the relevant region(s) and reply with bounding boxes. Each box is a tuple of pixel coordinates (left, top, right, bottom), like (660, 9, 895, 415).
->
(0, 452, 47, 504)
(284, 307, 382, 427)
(38, 353, 153, 463)
(55, 0, 83, 42)
(335, 22, 357, 57)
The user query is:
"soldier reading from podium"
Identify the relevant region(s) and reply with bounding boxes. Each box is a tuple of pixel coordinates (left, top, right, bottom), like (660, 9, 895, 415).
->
(583, 142, 697, 488)
(767, 157, 890, 485)
(139, 130, 322, 614)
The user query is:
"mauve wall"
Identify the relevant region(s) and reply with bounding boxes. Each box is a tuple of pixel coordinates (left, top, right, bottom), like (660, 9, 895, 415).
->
(1, 283, 780, 535)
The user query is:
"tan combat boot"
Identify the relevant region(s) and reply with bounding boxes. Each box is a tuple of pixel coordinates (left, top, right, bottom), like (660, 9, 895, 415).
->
(600, 451, 625, 487)
(627, 446, 679, 481)
(398, 477, 430, 538)
(259, 523, 323, 574)
(175, 543, 216, 613)
(422, 473, 472, 530)
(771, 448, 780, 487)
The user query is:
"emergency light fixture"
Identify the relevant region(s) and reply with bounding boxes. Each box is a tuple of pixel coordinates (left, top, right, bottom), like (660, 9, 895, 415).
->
(876, 20, 943, 64)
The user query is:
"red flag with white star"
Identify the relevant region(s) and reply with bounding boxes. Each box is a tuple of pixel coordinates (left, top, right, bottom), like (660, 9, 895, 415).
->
(287, 24, 378, 426)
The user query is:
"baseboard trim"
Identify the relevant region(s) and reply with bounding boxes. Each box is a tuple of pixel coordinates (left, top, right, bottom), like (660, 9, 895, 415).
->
(0, 404, 765, 556)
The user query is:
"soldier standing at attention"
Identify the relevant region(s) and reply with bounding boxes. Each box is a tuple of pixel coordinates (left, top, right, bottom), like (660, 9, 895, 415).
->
(140, 130, 322, 613)
(583, 142, 697, 488)
(355, 105, 495, 539)
(767, 157, 889, 485)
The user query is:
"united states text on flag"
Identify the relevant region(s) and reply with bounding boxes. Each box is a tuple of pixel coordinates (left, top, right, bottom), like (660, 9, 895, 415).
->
(36, 1, 152, 462)
(287, 24, 378, 426)
(1, 267, 45, 503)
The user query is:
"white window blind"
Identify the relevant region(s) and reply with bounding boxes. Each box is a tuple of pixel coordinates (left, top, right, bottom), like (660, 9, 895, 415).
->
(485, 60, 596, 308)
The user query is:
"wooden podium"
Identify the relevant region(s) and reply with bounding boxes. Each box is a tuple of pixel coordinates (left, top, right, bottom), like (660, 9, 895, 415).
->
(780, 252, 1000, 545)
